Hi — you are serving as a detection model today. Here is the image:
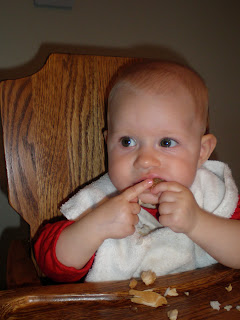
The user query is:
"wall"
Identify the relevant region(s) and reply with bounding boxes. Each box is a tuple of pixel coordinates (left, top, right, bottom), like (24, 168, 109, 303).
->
(0, 0, 239, 289)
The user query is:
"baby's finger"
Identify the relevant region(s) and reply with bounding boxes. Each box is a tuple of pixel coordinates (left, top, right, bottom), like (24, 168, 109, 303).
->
(158, 212, 173, 228)
(151, 181, 184, 194)
(159, 191, 180, 204)
(159, 202, 175, 215)
(132, 212, 139, 225)
(130, 203, 141, 215)
(123, 179, 153, 202)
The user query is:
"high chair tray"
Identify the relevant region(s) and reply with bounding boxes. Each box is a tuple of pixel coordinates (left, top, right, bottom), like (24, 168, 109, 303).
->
(1, 263, 240, 320)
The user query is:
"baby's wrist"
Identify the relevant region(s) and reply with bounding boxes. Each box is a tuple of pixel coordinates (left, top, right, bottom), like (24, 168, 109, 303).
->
(89, 209, 111, 242)
(186, 207, 205, 239)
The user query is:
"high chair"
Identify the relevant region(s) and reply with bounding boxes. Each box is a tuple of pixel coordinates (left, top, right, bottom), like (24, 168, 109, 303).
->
(0, 53, 141, 288)
(1, 54, 240, 320)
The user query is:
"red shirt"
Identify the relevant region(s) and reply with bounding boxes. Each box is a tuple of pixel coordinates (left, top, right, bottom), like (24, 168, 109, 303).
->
(34, 196, 240, 283)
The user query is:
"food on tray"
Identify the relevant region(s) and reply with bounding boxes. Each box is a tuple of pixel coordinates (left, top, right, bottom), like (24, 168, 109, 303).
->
(210, 301, 221, 311)
(164, 287, 179, 297)
(224, 305, 232, 311)
(225, 284, 232, 292)
(129, 289, 167, 308)
(127, 273, 238, 316)
(141, 270, 157, 285)
(129, 278, 138, 289)
(167, 309, 178, 320)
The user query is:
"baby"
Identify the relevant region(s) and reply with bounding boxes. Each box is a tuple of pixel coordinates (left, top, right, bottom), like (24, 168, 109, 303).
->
(34, 60, 240, 283)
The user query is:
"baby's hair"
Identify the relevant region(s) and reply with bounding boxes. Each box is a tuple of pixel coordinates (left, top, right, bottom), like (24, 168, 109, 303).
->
(109, 60, 209, 134)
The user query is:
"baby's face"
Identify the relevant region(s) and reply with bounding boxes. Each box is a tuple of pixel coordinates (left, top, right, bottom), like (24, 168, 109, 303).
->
(106, 87, 205, 204)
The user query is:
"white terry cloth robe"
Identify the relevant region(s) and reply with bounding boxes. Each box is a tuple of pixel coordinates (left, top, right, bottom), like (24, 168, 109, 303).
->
(60, 160, 238, 282)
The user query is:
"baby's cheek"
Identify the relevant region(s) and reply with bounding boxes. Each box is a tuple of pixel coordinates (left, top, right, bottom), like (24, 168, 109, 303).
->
(108, 173, 128, 192)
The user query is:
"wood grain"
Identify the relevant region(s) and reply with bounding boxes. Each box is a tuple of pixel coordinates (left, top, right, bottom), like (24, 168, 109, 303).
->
(0, 54, 141, 237)
(1, 264, 240, 319)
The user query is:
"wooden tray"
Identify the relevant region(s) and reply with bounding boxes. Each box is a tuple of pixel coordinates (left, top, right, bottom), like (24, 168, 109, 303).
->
(1, 264, 240, 319)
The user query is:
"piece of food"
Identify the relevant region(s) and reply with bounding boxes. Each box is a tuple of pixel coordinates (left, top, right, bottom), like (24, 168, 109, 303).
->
(141, 270, 157, 285)
(210, 301, 221, 311)
(129, 278, 138, 289)
(129, 289, 167, 308)
(225, 284, 232, 292)
(167, 309, 178, 320)
(164, 287, 179, 297)
(152, 178, 164, 187)
(224, 305, 232, 311)
(138, 198, 157, 209)
(184, 291, 190, 296)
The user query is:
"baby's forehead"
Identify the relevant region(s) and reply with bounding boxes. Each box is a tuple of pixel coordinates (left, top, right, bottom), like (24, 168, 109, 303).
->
(108, 65, 208, 134)
(108, 83, 207, 135)
(108, 90, 204, 140)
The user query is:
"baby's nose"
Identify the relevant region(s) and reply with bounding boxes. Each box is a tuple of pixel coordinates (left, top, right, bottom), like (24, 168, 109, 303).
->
(134, 148, 160, 169)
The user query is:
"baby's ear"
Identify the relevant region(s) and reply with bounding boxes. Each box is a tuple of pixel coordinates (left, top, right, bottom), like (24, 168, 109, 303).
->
(103, 130, 108, 143)
(198, 134, 217, 167)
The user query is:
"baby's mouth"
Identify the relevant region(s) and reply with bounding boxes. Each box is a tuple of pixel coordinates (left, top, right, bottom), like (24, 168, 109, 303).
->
(136, 177, 165, 185)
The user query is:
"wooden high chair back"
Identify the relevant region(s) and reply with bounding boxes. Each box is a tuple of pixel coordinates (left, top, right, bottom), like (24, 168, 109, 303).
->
(0, 54, 141, 287)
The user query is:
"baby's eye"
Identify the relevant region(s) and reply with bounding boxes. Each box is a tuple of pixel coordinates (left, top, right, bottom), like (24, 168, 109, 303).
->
(160, 138, 178, 148)
(120, 136, 136, 147)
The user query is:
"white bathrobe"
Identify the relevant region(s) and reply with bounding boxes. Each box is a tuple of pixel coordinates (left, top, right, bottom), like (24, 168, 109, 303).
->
(61, 160, 238, 282)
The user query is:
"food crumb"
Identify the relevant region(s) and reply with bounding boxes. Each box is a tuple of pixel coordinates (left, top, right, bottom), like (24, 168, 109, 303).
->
(184, 291, 190, 296)
(210, 301, 221, 311)
(129, 278, 138, 289)
(164, 287, 179, 297)
(224, 305, 232, 311)
(225, 284, 232, 292)
(141, 270, 157, 286)
(236, 306, 240, 311)
(167, 309, 178, 320)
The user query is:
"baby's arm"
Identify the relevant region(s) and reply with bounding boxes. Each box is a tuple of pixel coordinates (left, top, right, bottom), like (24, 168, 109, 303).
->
(152, 182, 240, 269)
(55, 179, 153, 270)
(34, 220, 94, 282)
(186, 208, 240, 269)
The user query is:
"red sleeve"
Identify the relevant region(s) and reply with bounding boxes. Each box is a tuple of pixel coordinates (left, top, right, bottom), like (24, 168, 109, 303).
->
(230, 195, 240, 220)
(34, 220, 95, 283)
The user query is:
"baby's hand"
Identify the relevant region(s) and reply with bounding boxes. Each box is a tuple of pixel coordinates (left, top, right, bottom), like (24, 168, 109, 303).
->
(151, 182, 201, 234)
(94, 179, 153, 240)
